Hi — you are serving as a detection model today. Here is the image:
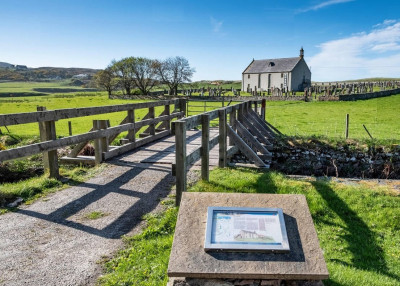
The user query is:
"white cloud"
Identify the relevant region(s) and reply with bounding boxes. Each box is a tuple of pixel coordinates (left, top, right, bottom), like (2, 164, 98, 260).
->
(298, 0, 354, 13)
(210, 17, 223, 33)
(308, 20, 400, 81)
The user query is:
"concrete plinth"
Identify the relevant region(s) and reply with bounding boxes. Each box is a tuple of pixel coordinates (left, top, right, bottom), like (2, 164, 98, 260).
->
(168, 192, 329, 281)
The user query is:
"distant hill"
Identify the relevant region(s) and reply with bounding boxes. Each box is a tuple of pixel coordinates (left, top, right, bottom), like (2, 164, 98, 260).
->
(0, 62, 14, 68)
(0, 62, 100, 82)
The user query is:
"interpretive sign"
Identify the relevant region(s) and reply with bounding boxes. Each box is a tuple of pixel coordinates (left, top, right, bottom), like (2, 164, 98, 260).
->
(204, 207, 290, 252)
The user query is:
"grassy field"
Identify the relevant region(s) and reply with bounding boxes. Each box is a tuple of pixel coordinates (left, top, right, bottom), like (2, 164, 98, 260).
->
(99, 169, 400, 286)
(1, 93, 399, 141)
(0, 80, 95, 97)
(265, 94, 400, 140)
(0, 93, 166, 139)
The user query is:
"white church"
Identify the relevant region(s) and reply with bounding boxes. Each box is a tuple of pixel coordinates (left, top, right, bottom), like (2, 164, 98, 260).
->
(242, 48, 311, 92)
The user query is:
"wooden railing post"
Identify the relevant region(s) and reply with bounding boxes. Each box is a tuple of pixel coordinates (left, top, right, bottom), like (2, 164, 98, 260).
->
(93, 120, 109, 165)
(229, 109, 236, 146)
(261, 99, 266, 121)
(218, 108, 227, 168)
(174, 121, 187, 206)
(37, 106, 59, 179)
(149, 107, 155, 135)
(254, 100, 258, 115)
(179, 99, 186, 118)
(201, 114, 210, 181)
(127, 109, 136, 142)
(164, 104, 171, 131)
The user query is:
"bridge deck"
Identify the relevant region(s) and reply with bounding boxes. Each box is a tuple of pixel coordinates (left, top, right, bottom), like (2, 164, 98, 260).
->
(119, 129, 220, 166)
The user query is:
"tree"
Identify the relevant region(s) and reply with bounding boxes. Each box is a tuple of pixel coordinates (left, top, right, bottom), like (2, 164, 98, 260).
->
(110, 57, 158, 95)
(131, 57, 157, 95)
(110, 58, 135, 95)
(94, 68, 119, 97)
(155, 56, 195, 95)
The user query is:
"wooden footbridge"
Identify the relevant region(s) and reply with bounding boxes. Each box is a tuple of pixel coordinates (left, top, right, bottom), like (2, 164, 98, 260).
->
(0, 99, 280, 205)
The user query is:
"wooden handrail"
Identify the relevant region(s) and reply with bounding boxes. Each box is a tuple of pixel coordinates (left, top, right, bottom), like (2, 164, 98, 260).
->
(0, 112, 183, 162)
(0, 99, 179, 126)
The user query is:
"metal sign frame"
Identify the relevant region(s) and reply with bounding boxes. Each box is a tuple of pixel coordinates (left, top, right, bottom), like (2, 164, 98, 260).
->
(204, 206, 290, 252)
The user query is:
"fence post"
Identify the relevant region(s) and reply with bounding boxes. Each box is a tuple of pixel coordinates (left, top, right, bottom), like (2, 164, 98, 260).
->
(218, 108, 227, 168)
(149, 106, 155, 135)
(229, 109, 236, 146)
(201, 114, 210, 181)
(179, 99, 186, 118)
(127, 109, 136, 142)
(164, 104, 171, 131)
(345, 114, 349, 139)
(93, 120, 109, 165)
(261, 99, 266, 120)
(37, 106, 59, 179)
(68, 121, 72, 136)
(254, 100, 258, 115)
(174, 121, 187, 206)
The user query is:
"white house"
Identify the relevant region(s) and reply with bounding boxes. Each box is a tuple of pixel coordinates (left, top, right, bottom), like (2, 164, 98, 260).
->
(242, 48, 311, 92)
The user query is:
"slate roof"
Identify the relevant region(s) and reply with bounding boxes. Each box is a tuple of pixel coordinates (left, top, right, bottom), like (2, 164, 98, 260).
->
(243, 57, 301, 74)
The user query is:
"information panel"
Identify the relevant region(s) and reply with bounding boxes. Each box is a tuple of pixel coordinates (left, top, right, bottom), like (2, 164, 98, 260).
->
(204, 207, 290, 252)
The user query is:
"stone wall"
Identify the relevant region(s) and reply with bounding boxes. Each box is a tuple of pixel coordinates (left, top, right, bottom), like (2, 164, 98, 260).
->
(270, 138, 400, 179)
(318, 88, 400, 101)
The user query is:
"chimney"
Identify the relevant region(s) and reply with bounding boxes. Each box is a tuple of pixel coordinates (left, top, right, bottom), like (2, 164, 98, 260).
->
(300, 47, 304, 59)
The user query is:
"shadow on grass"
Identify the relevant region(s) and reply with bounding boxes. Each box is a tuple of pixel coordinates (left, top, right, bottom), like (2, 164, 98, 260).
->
(311, 181, 400, 282)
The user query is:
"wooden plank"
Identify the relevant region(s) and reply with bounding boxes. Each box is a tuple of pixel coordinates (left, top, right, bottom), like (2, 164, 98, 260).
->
(227, 125, 266, 168)
(103, 130, 170, 160)
(186, 147, 201, 168)
(227, 145, 239, 158)
(247, 109, 276, 138)
(240, 116, 273, 148)
(201, 114, 210, 181)
(235, 120, 272, 158)
(60, 156, 95, 166)
(209, 135, 219, 150)
(246, 111, 275, 140)
(0, 99, 179, 126)
(174, 121, 187, 206)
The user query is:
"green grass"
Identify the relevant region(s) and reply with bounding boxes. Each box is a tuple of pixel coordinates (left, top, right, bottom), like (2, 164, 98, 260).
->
(264, 94, 400, 140)
(99, 202, 178, 286)
(0, 93, 164, 139)
(99, 168, 400, 286)
(84, 211, 109, 220)
(191, 168, 400, 286)
(0, 164, 106, 214)
(0, 80, 94, 96)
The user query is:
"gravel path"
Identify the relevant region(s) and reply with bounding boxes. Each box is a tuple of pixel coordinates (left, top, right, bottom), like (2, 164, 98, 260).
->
(0, 158, 175, 286)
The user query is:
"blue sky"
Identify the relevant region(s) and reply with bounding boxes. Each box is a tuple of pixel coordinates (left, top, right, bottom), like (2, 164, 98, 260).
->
(1, 0, 400, 81)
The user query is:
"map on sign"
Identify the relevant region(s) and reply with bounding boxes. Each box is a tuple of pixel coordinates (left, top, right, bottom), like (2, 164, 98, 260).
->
(204, 207, 289, 252)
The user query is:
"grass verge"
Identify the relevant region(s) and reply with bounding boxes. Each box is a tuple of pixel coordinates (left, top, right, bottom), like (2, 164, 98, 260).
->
(98, 199, 178, 286)
(0, 164, 107, 214)
(98, 168, 400, 286)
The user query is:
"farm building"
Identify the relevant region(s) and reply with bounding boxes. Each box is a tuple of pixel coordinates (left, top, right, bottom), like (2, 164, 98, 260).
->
(242, 48, 311, 92)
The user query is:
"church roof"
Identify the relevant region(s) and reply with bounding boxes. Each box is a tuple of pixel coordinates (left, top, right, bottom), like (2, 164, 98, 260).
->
(243, 57, 301, 74)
